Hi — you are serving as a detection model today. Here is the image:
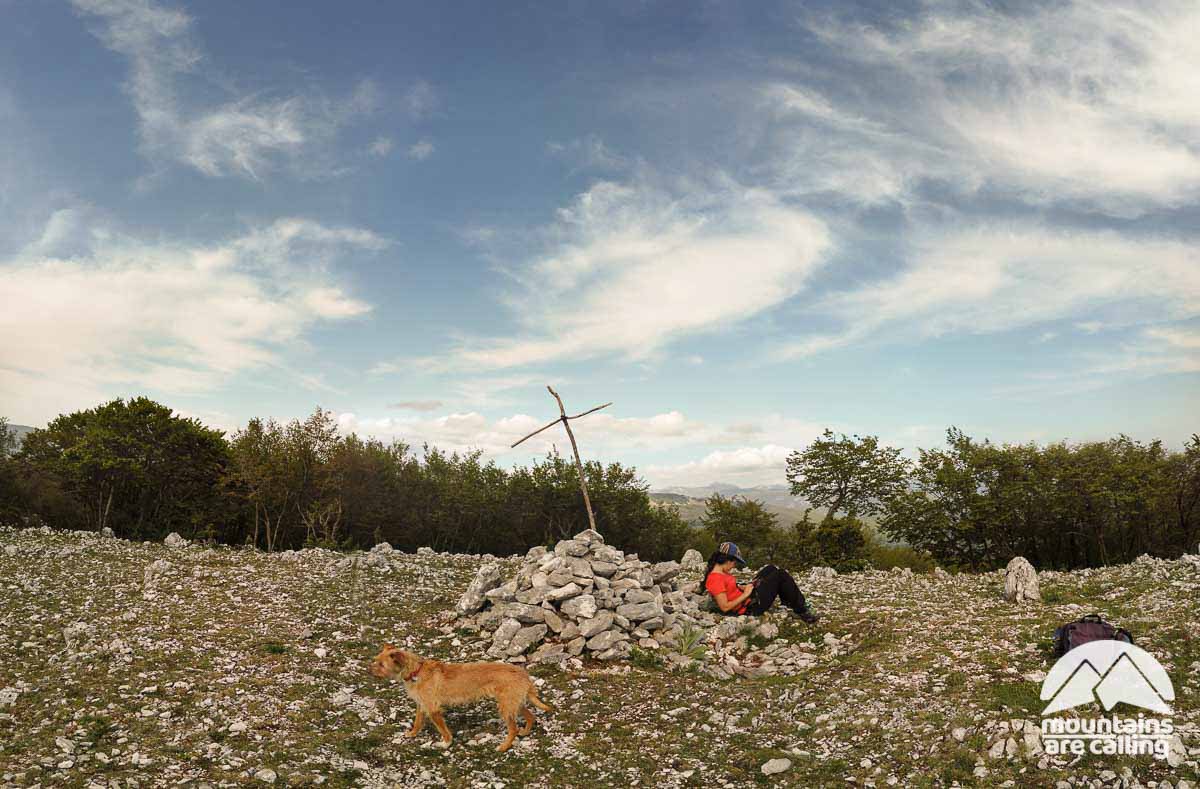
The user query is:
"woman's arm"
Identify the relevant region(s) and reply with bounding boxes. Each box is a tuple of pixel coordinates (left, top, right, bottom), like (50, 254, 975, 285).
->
(713, 586, 755, 613)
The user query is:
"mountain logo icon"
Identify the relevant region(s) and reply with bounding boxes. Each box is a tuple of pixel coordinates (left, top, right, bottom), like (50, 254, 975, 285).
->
(1040, 641, 1174, 715)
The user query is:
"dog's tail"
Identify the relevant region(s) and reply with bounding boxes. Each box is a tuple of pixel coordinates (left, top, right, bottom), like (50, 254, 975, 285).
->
(527, 685, 552, 712)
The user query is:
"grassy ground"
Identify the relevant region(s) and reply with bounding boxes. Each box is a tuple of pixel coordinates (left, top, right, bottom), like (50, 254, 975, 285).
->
(0, 526, 1196, 788)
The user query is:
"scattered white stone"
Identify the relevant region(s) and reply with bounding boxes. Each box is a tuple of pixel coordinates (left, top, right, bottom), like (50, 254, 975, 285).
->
(761, 758, 792, 776)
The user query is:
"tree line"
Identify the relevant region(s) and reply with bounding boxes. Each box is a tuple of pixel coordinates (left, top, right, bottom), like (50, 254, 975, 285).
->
(2, 399, 1196, 571)
(785, 427, 1200, 570)
(0, 399, 692, 561)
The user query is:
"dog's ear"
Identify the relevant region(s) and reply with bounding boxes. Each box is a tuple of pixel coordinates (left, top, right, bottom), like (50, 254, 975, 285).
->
(382, 642, 394, 650)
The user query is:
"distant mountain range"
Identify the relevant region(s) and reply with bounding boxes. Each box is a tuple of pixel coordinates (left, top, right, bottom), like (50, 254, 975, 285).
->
(2, 424, 34, 454)
(649, 482, 823, 526)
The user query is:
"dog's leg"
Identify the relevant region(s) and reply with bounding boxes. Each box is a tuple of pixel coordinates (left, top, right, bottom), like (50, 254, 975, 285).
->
(518, 706, 535, 736)
(406, 709, 427, 737)
(430, 711, 453, 745)
(497, 713, 519, 752)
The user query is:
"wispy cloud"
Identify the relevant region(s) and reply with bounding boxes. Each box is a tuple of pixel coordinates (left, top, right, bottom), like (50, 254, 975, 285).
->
(402, 80, 439, 119)
(72, 0, 379, 180)
(778, 224, 1200, 360)
(0, 210, 385, 422)
(388, 400, 444, 412)
(547, 134, 630, 174)
(407, 139, 435, 161)
(368, 136, 395, 157)
(794, 0, 1200, 214)
(441, 178, 832, 369)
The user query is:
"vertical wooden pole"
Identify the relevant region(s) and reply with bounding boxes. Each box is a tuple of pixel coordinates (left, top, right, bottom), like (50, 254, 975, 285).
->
(547, 386, 598, 533)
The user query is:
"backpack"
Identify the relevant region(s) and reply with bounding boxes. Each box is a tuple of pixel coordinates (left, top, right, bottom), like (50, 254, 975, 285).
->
(1052, 614, 1133, 658)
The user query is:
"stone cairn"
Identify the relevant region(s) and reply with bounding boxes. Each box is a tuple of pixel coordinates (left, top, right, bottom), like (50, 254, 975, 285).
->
(453, 530, 823, 677)
(454, 529, 719, 665)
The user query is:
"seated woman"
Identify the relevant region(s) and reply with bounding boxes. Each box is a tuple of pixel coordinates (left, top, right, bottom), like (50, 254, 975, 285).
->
(702, 541, 819, 623)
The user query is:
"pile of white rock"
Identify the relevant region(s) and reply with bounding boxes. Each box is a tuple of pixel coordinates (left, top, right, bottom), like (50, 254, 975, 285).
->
(454, 529, 717, 664)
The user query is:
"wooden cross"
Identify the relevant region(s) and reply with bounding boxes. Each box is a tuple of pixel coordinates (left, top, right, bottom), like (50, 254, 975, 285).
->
(511, 386, 612, 533)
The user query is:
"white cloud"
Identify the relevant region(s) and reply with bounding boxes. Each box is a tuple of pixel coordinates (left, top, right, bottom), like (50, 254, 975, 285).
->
(333, 408, 708, 459)
(403, 80, 439, 119)
(547, 134, 629, 173)
(444, 179, 831, 369)
(799, 0, 1200, 213)
(0, 213, 383, 423)
(646, 445, 794, 487)
(72, 0, 378, 179)
(780, 225, 1200, 359)
(1085, 325, 1200, 377)
(388, 400, 444, 412)
(407, 140, 435, 161)
(368, 136, 395, 157)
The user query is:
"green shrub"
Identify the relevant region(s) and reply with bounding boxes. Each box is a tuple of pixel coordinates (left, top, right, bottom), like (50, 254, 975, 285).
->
(629, 646, 663, 670)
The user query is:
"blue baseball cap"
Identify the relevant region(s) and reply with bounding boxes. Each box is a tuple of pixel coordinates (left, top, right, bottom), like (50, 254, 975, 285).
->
(719, 541, 747, 567)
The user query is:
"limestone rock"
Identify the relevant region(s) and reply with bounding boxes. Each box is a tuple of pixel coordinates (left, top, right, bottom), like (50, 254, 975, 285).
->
(506, 624, 548, 656)
(456, 563, 503, 615)
(491, 619, 522, 652)
(578, 610, 615, 638)
(651, 560, 682, 583)
(553, 539, 590, 558)
(616, 601, 664, 622)
(590, 560, 619, 578)
(163, 532, 189, 549)
(681, 548, 705, 570)
(761, 758, 792, 775)
(573, 529, 604, 545)
(1003, 556, 1040, 603)
(586, 630, 628, 652)
(545, 582, 583, 602)
(560, 594, 598, 619)
(497, 602, 545, 624)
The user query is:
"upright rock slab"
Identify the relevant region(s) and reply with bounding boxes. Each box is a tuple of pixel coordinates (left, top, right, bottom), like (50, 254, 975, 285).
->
(456, 563, 503, 615)
(1003, 556, 1040, 603)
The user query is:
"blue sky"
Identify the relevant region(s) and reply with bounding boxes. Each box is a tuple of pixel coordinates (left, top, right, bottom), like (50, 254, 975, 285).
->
(1, 0, 1197, 487)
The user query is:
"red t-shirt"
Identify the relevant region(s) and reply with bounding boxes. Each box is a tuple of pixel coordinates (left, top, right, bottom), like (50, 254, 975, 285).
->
(705, 571, 748, 614)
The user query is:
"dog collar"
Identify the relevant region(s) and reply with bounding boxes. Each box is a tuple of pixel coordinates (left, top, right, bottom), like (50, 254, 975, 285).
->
(403, 662, 424, 682)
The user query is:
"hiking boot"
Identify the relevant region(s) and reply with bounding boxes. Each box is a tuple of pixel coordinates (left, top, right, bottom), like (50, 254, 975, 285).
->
(794, 608, 819, 624)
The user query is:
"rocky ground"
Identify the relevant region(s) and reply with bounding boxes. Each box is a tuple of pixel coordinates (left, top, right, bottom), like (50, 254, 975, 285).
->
(1, 525, 1197, 788)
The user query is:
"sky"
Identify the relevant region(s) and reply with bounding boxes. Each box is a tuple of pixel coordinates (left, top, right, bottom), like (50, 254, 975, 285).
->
(1, 0, 1197, 488)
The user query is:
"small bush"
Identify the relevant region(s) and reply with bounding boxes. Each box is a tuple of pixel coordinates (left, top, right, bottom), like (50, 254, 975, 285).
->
(676, 624, 708, 661)
(629, 646, 663, 670)
(866, 535, 935, 572)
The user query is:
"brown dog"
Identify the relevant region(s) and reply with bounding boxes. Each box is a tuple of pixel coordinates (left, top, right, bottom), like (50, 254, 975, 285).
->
(369, 644, 552, 752)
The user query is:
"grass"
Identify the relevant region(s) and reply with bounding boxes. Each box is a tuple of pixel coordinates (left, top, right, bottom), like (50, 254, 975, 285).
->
(0, 526, 1196, 788)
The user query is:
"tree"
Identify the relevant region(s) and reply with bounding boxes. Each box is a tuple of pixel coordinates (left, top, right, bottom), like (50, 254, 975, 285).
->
(786, 429, 910, 521)
(227, 418, 293, 551)
(19, 398, 228, 538)
(699, 494, 779, 562)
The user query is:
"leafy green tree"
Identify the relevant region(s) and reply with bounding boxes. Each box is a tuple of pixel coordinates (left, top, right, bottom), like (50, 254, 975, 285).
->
(699, 494, 782, 563)
(19, 398, 228, 538)
(786, 429, 910, 520)
(880, 427, 1200, 570)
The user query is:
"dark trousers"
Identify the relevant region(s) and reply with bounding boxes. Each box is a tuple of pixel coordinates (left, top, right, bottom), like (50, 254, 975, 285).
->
(745, 565, 808, 615)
